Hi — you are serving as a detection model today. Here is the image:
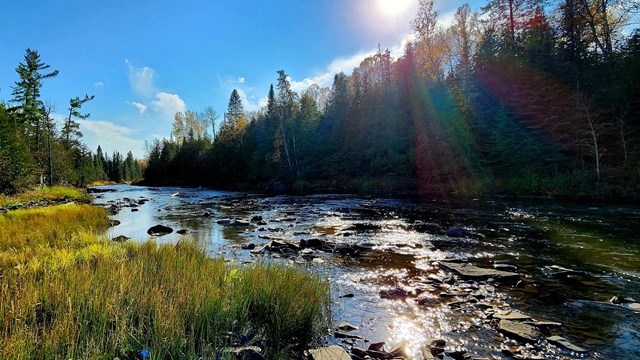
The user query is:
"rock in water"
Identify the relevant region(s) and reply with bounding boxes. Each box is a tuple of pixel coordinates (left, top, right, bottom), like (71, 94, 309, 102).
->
(498, 320, 541, 343)
(309, 345, 351, 360)
(176, 229, 189, 235)
(493, 310, 531, 321)
(446, 228, 470, 237)
(337, 322, 358, 331)
(111, 235, 130, 242)
(439, 262, 519, 282)
(147, 224, 173, 236)
(546, 336, 586, 352)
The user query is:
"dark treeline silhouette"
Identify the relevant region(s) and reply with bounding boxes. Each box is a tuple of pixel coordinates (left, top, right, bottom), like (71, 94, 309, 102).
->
(0, 49, 143, 193)
(152, 1, 636, 197)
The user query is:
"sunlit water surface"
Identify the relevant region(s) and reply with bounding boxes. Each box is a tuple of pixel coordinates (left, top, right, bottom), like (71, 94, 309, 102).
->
(93, 185, 640, 359)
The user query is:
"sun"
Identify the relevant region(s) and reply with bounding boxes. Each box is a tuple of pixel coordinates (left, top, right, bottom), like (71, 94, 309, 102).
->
(378, 0, 413, 17)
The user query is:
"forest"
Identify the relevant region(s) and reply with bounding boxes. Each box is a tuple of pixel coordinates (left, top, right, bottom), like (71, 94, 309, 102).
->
(142, 0, 640, 199)
(0, 49, 143, 193)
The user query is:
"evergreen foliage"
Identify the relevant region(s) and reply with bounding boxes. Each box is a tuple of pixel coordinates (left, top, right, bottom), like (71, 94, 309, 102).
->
(142, 1, 640, 198)
(0, 49, 142, 193)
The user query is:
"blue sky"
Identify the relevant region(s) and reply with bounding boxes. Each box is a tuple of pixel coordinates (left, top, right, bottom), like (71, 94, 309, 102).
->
(0, 0, 481, 158)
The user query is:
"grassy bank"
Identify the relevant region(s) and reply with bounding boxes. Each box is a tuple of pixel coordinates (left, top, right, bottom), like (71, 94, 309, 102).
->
(0, 186, 91, 208)
(0, 199, 329, 359)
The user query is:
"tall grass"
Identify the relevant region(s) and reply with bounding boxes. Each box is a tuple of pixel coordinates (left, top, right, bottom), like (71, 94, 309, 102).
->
(0, 186, 91, 208)
(0, 204, 330, 359)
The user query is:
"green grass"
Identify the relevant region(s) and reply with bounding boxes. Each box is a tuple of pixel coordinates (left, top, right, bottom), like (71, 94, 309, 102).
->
(0, 203, 330, 359)
(0, 186, 91, 208)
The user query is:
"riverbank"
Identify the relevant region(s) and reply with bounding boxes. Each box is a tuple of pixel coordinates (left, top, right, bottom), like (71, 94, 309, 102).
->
(137, 170, 640, 204)
(0, 187, 330, 359)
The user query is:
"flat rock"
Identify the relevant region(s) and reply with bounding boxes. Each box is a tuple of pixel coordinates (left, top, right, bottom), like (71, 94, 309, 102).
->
(547, 336, 586, 352)
(147, 224, 173, 236)
(493, 310, 531, 321)
(334, 330, 363, 339)
(309, 345, 351, 360)
(498, 320, 541, 343)
(337, 322, 358, 331)
(439, 262, 519, 282)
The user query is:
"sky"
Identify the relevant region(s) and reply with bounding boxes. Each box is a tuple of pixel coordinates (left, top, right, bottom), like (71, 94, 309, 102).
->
(0, 0, 483, 158)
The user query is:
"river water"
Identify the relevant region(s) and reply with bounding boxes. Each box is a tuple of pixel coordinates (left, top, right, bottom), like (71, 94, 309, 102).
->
(92, 185, 640, 359)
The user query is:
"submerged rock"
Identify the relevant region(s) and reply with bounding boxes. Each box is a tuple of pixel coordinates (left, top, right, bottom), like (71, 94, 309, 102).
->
(547, 336, 586, 352)
(309, 345, 351, 360)
(439, 262, 519, 282)
(147, 224, 173, 236)
(498, 320, 541, 343)
(379, 288, 409, 300)
(446, 228, 470, 237)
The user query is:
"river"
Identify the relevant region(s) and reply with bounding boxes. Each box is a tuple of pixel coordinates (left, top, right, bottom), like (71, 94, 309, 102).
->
(92, 184, 640, 359)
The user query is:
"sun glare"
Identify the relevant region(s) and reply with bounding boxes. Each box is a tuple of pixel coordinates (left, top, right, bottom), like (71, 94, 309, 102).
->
(378, 0, 413, 17)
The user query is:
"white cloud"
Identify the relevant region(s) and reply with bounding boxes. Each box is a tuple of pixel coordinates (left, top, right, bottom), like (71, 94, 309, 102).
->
(94, 81, 104, 88)
(236, 76, 246, 84)
(235, 88, 261, 113)
(78, 119, 146, 158)
(130, 101, 148, 114)
(126, 59, 157, 98)
(151, 92, 186, 118)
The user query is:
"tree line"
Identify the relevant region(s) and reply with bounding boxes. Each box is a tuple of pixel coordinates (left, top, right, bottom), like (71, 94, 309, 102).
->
(145, 0, 640, 197)
(0, 49, 142, 194)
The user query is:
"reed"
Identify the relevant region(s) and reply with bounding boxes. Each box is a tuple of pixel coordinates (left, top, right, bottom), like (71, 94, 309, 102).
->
(0, 202, 330, 359)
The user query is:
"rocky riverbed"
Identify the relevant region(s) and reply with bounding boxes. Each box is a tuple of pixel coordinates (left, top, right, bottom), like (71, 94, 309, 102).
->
(94, 185, 640, 359)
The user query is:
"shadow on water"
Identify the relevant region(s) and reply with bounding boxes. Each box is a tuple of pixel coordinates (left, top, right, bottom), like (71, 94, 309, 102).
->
(93, 185, 640, 359)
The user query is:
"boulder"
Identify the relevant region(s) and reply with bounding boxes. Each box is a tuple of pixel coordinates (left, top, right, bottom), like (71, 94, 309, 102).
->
(177, 229, 189, 235)
(299, 238, 325, 249)
(439, 262, 519, 282)
(217, 219, 232, 225)
(546, 336, 585, 352)
(147, 224, 173, 236)
(498, 320, 541, 343)
(309, 345, 351, 360)
(250, 215, 263, 223)
(109, 219, 121, 227)
(242, 243, 256, 250)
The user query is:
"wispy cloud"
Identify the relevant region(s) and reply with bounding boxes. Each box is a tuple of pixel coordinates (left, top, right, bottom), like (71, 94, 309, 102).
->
(289, 32, 418, 93)
(94, 81, 104, 88)
(78, 119, 146, 158)
(125, 59, 157, 98)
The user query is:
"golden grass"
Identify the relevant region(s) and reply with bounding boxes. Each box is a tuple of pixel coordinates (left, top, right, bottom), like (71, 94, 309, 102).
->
(0, 204, 330, 359)
(0, 186, 91, 208)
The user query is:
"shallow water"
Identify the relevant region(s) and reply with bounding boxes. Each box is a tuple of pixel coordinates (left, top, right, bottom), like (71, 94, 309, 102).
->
(93, 185, 640, 359)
